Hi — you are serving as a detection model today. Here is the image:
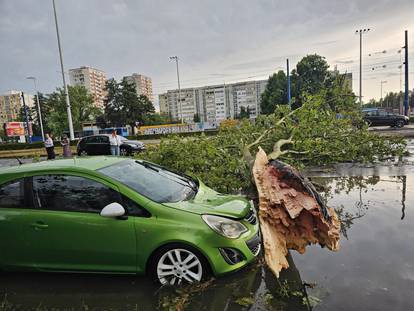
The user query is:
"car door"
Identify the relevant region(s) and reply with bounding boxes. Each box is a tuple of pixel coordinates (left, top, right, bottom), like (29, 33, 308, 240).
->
(97, 135, 111, 155)
(377, 110, 390, 126)
(85, 136, 99, 155)
(0, 178, 32, 268)
(24, 173, 137, 273)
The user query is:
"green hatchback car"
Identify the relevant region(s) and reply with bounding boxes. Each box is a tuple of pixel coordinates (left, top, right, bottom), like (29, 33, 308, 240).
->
(0, 157, 260, 285)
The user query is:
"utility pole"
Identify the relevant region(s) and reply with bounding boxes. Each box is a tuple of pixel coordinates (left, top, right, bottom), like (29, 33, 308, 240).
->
(52, 0, 74, 140)
(21, 92, 32, 144)
(404, 30, 409, 116)
(26, 77, 45, 141)
(286, 59, 291, 104)
(356, 28, 370, 105)
(169, 56, 183, 123)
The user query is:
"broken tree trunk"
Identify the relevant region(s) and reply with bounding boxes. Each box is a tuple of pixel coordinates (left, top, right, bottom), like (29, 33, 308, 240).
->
(252, 147, 340, 277)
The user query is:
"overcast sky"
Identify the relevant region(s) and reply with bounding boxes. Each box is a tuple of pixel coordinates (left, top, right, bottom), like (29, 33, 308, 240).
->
(1, 0, 413, 108)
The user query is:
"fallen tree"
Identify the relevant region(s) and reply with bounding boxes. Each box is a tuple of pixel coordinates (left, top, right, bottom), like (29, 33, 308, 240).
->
(141, 92, 406, 276)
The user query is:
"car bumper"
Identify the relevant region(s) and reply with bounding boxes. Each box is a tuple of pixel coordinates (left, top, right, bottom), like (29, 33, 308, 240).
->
(201, 219, 261, 277)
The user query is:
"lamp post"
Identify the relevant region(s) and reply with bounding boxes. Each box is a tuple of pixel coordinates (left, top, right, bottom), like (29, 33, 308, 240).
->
(26, 77, 45, 141)
(169, 56, 183, 123)
(52, 0, 74, 140)
(355, 28, 371, 105)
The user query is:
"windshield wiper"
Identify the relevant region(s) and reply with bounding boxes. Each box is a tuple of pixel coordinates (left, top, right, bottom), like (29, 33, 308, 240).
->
(136, 160, 198, 194)
(135, 160, 159, 172)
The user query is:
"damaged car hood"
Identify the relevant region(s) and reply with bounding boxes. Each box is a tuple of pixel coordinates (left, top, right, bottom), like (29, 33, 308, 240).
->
(162, 181, 251, 219)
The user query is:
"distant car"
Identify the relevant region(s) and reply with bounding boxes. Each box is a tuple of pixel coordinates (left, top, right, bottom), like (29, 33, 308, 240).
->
(362, 109, 409, 128)
(0, 157, 260, 285)
(77, 134, 145, 156)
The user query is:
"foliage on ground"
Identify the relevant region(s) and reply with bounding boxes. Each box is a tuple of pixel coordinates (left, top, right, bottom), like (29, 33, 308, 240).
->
(140, 92, 406, 194)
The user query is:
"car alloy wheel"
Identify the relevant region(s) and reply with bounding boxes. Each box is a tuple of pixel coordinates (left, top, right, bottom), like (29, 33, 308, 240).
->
(395, 120, 405, 128)
(156, 248, 203, 285)
(120, 148, 129, 156)
(80, 150, 88, 156)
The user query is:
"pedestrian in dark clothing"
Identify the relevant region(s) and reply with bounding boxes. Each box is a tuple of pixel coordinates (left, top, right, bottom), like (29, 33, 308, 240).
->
(45, 133, 55, 160)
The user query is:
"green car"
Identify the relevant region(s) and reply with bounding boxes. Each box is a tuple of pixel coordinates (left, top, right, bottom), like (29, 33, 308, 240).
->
(0, 157, 260, 285)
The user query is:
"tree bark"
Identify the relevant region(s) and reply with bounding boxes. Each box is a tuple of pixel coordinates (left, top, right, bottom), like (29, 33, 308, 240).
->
(252, 147, 340, 277)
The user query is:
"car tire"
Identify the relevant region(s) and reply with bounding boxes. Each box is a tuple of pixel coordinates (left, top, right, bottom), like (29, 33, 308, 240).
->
(395, 120, 405, 128)
(78, 150, 88, 156)
(149, 244, 210, 286)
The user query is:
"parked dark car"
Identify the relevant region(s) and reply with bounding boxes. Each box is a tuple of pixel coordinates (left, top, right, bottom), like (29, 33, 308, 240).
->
(77, 134, 145, 156)
(362, 109, 409, 128)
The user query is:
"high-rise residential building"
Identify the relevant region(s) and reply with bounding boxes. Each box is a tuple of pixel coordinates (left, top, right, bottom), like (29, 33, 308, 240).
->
(69, 66, 107, 109)
(159, 79, 268, 124)
(166, 88, 197, 123)
(124, 73, 153, 102)
(0, 90, 34, 124)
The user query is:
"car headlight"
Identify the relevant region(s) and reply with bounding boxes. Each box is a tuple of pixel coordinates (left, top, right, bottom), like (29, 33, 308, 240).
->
(202, 214, 248, 239)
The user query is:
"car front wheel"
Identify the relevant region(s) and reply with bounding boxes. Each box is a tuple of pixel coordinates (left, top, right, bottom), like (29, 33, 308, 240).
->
(395, 120, 405, 128)
(151, 246, 206, 286)
(78, 150, 88, 156)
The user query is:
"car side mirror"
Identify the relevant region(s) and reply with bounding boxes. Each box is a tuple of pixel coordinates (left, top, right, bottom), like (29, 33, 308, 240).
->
(100, 202, 126, 218)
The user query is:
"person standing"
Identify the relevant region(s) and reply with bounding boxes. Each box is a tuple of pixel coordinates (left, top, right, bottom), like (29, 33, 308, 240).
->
(44, 133, 55, 160)
(61, 134, 72, 158)
(109, 130, 120, 156)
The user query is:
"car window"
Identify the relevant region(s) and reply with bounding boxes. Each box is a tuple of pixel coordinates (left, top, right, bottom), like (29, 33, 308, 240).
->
(32, 175, 121, 213)
(121, 195, 151, 217)
(98, 159, 198, 203)
(87, 136, 99, 143)
(0, 179, 24, 208)
(378, 111, 387, 116)
(97, 136, 109, 143)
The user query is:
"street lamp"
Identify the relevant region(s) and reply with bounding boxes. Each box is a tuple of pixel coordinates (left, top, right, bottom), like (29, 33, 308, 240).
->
(52, 0, 74, 140)
(355, 28, 371, 105)
(169, 56, 183, 123)
(26, 76, 45, 141)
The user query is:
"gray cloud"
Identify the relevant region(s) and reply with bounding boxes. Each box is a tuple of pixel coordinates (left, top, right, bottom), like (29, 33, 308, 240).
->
(0, 0, 413, 102)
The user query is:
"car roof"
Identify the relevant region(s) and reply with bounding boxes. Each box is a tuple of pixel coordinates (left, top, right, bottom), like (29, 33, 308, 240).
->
(0, 156, 126, 176)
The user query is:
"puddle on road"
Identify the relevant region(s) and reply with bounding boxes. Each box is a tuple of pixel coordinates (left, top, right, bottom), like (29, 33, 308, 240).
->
(1, 175, 414, 311)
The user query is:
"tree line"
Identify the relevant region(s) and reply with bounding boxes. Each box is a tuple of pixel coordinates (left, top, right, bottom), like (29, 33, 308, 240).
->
(5, 53, 379, 139)
(12, 78, 168, 138)
(260, 54, 356, 115)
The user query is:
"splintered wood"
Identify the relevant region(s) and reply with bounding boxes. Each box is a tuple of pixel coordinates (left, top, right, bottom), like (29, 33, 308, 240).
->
(253, 147, 340, 277)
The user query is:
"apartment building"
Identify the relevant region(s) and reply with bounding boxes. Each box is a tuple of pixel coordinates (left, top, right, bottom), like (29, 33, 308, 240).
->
(159, 79, 268, 123)
(166, 88, 197, 123)
(124, 73, 153, 102)
(69, 66, 107, 109)
(0, 90, 34, 124)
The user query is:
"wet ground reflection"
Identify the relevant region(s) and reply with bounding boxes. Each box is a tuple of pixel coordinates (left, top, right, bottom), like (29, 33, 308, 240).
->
(1, 175, 414, 310)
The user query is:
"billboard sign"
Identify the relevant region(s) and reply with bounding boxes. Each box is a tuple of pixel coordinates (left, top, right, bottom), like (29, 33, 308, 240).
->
(4, 122, 33, 137)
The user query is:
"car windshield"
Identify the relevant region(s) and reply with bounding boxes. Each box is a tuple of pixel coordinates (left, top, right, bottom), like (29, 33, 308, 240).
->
(98, 159, 198, 203)
(117, 135, 127, 141)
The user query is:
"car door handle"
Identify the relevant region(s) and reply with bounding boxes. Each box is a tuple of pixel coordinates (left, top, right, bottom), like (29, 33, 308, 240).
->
(31, 222, 49, 230)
